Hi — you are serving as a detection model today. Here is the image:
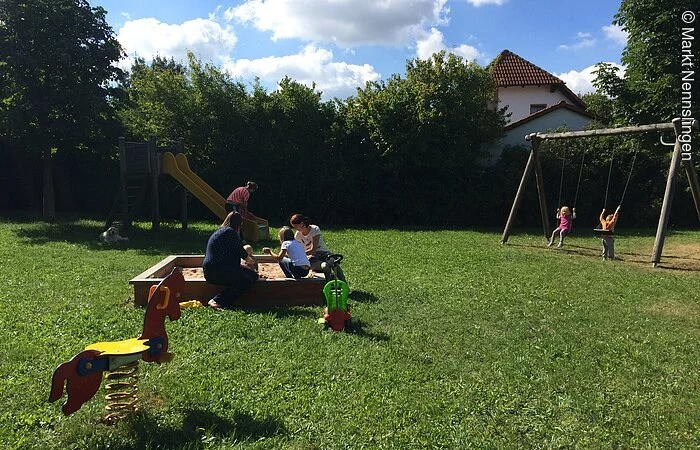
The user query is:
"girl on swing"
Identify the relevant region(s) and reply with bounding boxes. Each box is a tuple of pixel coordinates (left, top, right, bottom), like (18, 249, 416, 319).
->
(547, 206, 576, 248)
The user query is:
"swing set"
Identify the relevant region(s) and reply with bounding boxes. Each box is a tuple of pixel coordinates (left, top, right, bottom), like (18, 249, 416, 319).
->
(501, 118, 700, 267)
(592, 147, 638, 235)
(555, 144, 637, 235)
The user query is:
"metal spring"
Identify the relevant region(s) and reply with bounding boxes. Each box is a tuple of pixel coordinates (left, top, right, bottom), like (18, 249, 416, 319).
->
(103, 361, 139, 423)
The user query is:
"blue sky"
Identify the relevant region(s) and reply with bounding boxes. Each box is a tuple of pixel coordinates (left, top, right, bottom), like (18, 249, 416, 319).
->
(91, 0, 627, 100)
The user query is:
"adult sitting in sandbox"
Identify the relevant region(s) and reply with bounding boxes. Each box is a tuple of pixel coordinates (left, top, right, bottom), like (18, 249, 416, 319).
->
(203, 212, 258, 310)
(289, 213, 346, 283)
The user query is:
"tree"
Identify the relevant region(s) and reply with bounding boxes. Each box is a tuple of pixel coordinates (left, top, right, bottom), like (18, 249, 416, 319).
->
(340, 51, 506, 224)
(594, 0, 699, 124)
(0, 0, 124, 219)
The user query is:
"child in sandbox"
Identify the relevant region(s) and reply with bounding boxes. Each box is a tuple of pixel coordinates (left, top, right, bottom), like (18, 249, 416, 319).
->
(242, 244, 258, 272)
(263, 227, 311, 279)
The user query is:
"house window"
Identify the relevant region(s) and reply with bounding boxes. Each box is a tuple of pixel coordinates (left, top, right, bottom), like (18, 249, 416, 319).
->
(530, 104, 547, 114)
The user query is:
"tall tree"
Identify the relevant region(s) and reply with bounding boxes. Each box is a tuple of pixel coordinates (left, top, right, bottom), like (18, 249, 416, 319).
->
(0, 0, 124, 219)
(341, 51, 505, 224)
(594, 0, 699, 124)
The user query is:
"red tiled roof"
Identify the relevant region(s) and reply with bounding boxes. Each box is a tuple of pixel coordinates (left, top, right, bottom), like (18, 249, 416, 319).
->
(490, 49, 564, 87)
(504, 101, 594, 131)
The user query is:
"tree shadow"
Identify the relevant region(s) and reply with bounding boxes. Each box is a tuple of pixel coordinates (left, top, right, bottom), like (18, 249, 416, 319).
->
(349, 290, 380, 304)
(93, 408, 285, 450)
(11, 219, 212, 254)
(9, 217, 293, 258)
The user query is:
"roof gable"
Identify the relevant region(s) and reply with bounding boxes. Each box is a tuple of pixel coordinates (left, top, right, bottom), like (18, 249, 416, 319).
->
(490, 49, 587, 109)
(490, 49, 564, 87)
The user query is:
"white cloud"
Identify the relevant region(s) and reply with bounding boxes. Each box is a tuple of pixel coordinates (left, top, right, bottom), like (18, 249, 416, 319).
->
(225, 0, 448, 47)
(466, 0, 507, 6)
(451, 44, 481, 61)
(223, 44, 381, 100)
(558, 32, 597, 51)
(556, 62, 625, 95)
(113, 16, 379, 100)
(415, 28, 480, 60)
(117, 18, 237, 68)
(602, 24, 628, 46)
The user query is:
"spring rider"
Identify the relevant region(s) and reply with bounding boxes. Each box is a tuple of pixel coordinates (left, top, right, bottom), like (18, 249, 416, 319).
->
(48, 267, 184, 422)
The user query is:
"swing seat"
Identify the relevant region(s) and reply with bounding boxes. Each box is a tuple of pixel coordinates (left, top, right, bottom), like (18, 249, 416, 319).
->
(593, 228, 615, 236)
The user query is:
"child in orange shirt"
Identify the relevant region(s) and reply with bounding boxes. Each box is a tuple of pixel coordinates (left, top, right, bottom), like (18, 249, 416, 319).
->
(599, 206, 621, 260)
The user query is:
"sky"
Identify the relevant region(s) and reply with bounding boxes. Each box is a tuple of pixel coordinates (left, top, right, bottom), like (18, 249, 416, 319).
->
(91, 0, 627, 100)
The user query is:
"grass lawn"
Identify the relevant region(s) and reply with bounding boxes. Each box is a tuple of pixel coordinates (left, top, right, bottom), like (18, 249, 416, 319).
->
(0, 215, 698, 449)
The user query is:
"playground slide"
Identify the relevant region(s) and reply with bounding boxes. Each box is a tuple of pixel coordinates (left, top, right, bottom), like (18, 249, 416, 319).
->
(173, 153, 228, 206)
(161, 152, 270, 241)
(160, 152, 227, 220)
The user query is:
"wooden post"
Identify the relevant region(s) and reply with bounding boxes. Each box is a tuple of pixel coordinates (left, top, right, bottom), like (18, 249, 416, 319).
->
(177, 140, 188, 231)
(118, 137, 130, 232)
(149, 135, 160, 232)
(532, 137, 550, 240)
(651, 119, 684, 266)
(501, 144, 536, 244)
(683, 159, 700, 222)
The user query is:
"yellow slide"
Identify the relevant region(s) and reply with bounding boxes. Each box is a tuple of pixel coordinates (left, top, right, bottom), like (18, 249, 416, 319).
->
(161, 152, 269, 241)
(161, 152, 227, 220)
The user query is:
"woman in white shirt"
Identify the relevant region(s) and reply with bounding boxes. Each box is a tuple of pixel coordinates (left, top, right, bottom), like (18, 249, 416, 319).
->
(289, 213, 346, 282)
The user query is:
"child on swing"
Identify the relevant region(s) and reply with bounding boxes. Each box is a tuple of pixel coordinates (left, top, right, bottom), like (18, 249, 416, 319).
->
(547, 206, 576, 248)
(599, 206, 621, 260)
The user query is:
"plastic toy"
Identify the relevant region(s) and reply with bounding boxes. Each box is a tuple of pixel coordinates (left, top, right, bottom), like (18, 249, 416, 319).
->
(318, 254, 351, 332)
(49, 268, 184, 421)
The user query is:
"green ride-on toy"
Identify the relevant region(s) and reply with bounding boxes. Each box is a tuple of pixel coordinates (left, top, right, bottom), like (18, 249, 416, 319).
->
(318, 254, 351, 331)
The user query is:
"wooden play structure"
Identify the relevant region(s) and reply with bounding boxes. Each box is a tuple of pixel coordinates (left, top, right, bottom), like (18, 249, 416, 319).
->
(129, 255, 326, 308)
(104, 136, 269, 241)
(49, 268, 184, 422)
(501, 118, 700, 266)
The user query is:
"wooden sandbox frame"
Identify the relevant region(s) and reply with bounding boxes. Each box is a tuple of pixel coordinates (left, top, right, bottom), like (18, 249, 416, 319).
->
(130, 255, 326, 307)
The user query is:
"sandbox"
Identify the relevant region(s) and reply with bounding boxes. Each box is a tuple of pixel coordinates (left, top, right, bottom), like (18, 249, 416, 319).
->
(129, 255, 326, 307)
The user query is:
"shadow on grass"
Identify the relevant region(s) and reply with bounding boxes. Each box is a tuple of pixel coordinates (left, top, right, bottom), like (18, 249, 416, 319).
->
(346, 318, 389, 342)
(511, 241, 700, 272)
(10, 217, 284, 257)
(247, 306, 319, 319)
(95, 408, 284, 449)
(11, 220, 212, 255)
(349, 290, 380, 304)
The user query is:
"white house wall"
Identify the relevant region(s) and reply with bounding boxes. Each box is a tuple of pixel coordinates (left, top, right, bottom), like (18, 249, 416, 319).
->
(501, 109, 593, 148)
(498, 86, 572, 123)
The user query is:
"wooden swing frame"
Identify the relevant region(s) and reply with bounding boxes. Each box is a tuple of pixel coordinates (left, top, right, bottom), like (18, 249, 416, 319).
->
(501, 118, 700, 267)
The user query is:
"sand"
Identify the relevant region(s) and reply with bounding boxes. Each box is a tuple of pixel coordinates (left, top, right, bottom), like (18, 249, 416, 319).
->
(181, 262, 286, 280)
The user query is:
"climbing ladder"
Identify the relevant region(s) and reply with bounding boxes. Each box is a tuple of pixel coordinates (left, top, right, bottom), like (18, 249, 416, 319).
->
(103, 136, 186, 233)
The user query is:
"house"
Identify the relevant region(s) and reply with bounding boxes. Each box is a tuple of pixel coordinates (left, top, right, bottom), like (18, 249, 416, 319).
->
(489, 50, 594, 149)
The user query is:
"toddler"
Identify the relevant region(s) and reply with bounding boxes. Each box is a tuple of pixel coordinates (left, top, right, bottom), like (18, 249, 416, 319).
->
(242, 244, 258, 271)
(599, 206, 621, 260)
(263, 227, 311, 279)
(547, 206, 576, 248)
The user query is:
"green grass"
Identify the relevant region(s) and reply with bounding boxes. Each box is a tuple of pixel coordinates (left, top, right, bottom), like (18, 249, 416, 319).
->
(0, 215, 698, 449)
